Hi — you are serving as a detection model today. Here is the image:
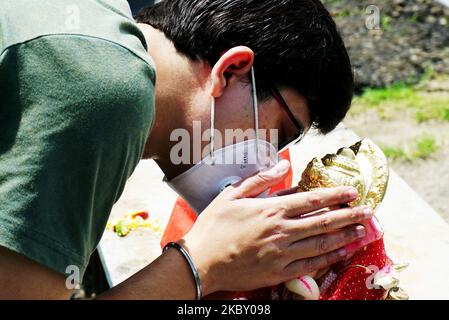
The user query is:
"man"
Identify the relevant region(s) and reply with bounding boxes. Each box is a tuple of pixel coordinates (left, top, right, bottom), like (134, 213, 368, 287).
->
(0, 0, 373, 299)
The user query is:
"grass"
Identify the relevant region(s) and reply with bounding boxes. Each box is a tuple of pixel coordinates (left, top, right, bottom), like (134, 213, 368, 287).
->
(414, 94, 448, 123)
(351, 83, 419, 119)
(357, 83, 416, 106)
(414, 135, 438, 160)
(408, 13, 419, 23)
(381, 134, 439, 161)
(337, 8, 351, 18)
(381, 15, 392, 31)
(382, 146, 408, 160)
(351, 74, 449, 122)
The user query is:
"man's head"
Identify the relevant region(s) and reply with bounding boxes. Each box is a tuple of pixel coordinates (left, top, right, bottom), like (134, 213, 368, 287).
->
(137, 0, 354, 178)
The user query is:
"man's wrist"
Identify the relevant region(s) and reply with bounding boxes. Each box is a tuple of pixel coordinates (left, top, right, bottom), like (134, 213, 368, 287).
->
(161, 247, 197, 299)
(177, 237, 217, 297)
(163, 242, 202, 300)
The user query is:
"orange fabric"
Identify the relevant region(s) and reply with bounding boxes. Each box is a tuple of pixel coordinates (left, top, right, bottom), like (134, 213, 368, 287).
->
(160, 149, 293, 248)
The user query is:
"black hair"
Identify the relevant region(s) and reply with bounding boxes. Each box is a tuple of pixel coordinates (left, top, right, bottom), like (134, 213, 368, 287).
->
(136, 0, 354, 133)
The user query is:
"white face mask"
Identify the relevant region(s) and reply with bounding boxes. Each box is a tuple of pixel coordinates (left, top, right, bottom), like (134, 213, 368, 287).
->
(164, 67, 280, 214)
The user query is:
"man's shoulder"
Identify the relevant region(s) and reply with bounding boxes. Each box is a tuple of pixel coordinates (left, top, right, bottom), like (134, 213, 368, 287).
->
(0, 2, 157, 274)
(0, 0, 153, 68)
(0, 33, 156, 141)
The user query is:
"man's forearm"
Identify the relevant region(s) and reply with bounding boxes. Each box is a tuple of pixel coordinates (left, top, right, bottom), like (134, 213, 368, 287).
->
(98, 248, 205, 300)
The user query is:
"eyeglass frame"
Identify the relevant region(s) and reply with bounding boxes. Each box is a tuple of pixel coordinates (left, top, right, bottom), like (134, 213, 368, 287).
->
(270, 86, 307, 151)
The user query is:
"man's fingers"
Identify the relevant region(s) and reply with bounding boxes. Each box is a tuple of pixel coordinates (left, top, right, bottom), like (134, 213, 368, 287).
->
(226, 160, 291, 199)
(286, 225, 366, 260)
(282, 249, 347, 280)
(273, 186, 359, 218)
(287, 205, 374, 241)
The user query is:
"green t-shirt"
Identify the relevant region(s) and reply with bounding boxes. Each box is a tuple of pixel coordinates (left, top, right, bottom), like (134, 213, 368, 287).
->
(0, 0, 156, 277)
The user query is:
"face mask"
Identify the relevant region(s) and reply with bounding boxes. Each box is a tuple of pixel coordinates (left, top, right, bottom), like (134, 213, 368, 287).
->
(164, 67, 280, 214)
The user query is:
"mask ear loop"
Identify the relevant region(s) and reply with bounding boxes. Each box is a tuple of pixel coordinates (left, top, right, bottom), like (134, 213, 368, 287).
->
(209, 96, 216, 165)
(209, 66, 260, 166)
(250, 67, 261, 165)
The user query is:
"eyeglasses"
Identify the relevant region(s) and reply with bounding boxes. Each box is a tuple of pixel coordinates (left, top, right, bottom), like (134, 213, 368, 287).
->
(270, 87, 306, 150)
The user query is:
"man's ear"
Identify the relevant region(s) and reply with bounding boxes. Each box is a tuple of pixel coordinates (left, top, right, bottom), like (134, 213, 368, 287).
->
(209, 46, 254, 98)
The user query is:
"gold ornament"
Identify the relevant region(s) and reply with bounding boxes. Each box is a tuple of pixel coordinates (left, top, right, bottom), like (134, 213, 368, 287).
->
(298, 139, 389, 210)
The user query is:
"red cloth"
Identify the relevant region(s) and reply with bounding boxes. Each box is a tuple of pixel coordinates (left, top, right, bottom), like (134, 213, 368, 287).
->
(320, 239, 388, 300)
(227, 239, 389, 301)
(161, 148, 390, 300)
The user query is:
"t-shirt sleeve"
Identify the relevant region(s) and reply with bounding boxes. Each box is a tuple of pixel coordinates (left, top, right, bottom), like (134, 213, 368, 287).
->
(0, 35, 155, 277)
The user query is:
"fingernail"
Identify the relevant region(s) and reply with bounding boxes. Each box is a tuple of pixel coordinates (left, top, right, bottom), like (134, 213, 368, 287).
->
(276, 160, 290, 174)
(355, 226, 366, 239)
(345, 219, 384, 254)
(346, 188, 358, 199)
(368, 217, 384, 240)
(338, 248, 347, 257)
(362, 206, 374, 219)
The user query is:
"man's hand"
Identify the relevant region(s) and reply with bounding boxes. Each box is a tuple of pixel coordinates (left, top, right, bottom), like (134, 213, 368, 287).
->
(182, 160, 373, 295)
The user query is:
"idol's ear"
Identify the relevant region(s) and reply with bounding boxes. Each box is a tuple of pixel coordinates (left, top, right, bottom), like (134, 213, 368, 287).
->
(209, 46, 254, 98)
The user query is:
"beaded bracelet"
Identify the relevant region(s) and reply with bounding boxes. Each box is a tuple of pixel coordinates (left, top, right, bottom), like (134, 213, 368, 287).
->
(163, 242, 203, 300)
